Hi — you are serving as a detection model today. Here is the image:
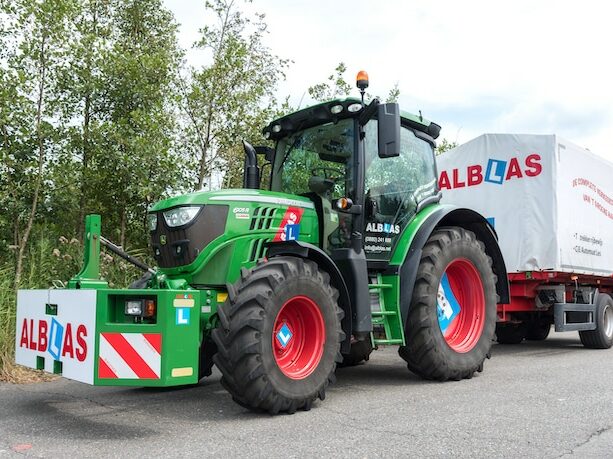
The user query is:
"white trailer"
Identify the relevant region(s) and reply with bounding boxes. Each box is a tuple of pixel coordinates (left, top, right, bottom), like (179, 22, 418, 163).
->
(437, 134, 613, 346)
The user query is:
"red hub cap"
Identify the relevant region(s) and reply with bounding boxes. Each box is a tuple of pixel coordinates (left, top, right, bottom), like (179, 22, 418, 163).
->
(437, 258, 485, 353)
(273, 295, 325, 379)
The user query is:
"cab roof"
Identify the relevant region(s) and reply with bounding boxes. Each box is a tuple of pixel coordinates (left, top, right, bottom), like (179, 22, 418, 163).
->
(262, 97, 441, 141)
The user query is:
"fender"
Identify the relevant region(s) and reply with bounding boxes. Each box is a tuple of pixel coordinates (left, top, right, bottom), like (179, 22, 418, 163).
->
(266, 240, 352, 353)
(397, 206, 509, 327)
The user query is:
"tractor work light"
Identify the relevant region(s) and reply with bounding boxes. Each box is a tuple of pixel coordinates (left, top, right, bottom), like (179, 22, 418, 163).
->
(124, 299, 156, 318)
(163, 206, 201, 227)
(143, 299, 156, 318)
(272, 124, 282, 133)
(125, 299, 144, 316)
(330, 104, 344, 115)
(147, 213, 158, 231)
(347, 103, 362, 113)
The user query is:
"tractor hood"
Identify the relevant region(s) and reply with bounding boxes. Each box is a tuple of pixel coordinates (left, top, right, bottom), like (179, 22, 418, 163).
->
(147, 189, 318, 285)
(149, 188, 315, 212)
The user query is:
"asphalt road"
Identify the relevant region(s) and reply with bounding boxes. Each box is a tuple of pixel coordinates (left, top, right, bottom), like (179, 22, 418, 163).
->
(1, 331, 613, 458)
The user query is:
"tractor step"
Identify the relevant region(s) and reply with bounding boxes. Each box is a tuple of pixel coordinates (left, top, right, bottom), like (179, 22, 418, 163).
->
(368, 273, 404, 346)
(373, 338, 404, 345)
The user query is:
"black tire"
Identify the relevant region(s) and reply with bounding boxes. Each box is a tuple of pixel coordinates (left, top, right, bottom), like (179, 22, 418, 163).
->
(338, 338, 373, 367)
(579, 293, 613, 349)
(496, 323, 527, 344)
(525, 319, 551, 341)
(398, 227, 497, 381)
(212, 257, 344, 414)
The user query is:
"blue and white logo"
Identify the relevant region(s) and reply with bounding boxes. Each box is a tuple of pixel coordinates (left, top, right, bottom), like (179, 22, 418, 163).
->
(285, 224, 300, 241)
(276, 323, 293, 348)
(437, 274, 461, 334)
(176, 308, 190, 325)
(48, 317, 64, 361)
(484, 159, 507, 185)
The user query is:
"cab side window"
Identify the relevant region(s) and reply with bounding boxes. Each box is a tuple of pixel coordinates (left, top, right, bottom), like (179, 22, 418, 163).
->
(363, 121, 437, 258)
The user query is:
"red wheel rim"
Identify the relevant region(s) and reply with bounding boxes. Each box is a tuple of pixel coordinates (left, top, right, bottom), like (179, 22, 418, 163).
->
(437, 258, 485, 353)
(273, 295, 326, 379)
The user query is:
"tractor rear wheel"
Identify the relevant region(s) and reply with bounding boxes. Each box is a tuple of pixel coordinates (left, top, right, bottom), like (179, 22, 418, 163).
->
(212, 257, 344, 414)
(398, 227, 497, 380)
(579, 293, 613, 349)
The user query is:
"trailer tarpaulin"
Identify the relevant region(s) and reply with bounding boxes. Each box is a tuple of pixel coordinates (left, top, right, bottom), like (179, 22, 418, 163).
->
(437, 134, 613, 275)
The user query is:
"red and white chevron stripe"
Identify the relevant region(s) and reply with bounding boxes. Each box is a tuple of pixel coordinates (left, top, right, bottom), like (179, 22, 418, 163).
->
(98, 332, 162, 379)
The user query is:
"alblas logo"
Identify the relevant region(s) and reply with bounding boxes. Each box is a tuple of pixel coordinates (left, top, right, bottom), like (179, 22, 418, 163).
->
(19, 317, 88, 362)
(366, 222, 401, 234)
(439, 154, 542, 190)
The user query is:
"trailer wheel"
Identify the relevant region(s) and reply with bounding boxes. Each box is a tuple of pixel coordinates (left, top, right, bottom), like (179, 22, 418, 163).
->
(212, 257, 344, 414)
(338, 338, 373, 367)
(525, 319, 551, 341)
(579, 293, 613, 349)
(399, 227, 497, 380)
(496, 323, 527, 344)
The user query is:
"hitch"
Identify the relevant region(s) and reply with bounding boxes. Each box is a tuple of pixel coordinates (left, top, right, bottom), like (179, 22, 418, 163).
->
(68, 214, 154, 289)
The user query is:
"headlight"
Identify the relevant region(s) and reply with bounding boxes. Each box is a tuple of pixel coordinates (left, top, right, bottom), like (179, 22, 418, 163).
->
(125, 299, 143, 316)
(330, 104, 344, 114)
(147, 213, 157, 231)
(163, 206, 201, 227)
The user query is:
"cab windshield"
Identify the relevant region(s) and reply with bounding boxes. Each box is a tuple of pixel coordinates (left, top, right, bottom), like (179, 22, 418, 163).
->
(271, 119, 354, 199)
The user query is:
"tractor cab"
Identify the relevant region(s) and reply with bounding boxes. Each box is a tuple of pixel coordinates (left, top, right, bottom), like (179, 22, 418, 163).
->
(260, 88, 441, 264)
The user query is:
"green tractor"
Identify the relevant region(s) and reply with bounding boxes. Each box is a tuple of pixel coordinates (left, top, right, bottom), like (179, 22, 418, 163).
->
(16, 73, 509, 414)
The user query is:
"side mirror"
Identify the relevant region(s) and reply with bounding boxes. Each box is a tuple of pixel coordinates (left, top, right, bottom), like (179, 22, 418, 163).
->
(254, 145, 275, 163)
(377, 103, 400, 158)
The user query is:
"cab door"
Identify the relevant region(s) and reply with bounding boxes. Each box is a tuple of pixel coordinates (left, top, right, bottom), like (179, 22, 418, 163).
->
(362, 121, 439, 262)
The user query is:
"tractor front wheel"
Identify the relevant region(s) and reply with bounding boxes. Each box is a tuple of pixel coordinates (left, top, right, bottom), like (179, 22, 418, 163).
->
(399, 227, 497, 380)
(212, 257, 344, 414)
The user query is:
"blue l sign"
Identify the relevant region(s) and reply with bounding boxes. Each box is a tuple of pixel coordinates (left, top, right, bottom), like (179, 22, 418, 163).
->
(285, 224, 300, 241)
(176, 308, 190, 325)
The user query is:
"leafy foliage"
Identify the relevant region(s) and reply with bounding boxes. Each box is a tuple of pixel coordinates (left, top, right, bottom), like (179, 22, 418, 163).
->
(435, 138, 459, 155)
(308, 62, 401, 103)
(179, 0, 289, 190)
(0, 0, 291, 376)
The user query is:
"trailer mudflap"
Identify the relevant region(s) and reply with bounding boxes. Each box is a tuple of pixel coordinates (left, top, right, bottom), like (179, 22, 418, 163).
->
(15, 289, 201, 387)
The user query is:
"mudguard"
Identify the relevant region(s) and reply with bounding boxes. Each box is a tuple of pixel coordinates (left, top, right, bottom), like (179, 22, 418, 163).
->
(397, 206, 509, 327)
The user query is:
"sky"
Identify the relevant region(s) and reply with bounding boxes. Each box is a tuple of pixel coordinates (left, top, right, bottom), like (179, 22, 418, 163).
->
(164, 0, 613, 159)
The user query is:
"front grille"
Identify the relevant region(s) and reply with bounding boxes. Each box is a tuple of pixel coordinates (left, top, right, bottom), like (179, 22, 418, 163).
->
(151, 204, 229, 268)
(249, 207, 277, 230)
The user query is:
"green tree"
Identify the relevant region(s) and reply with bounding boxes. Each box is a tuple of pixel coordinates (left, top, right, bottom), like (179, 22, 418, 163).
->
(307, 62, 352, 102)
(435, 138, 458, 155)
(0, 0, 77, 290)
(180, 0, 289, 191)
(87, 0, 185, 247)
(54, 0, 113, 236)
(308, 62, 400, 104)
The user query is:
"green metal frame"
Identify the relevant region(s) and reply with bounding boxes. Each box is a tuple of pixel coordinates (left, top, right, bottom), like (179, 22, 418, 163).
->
(68, 214, 108, 290)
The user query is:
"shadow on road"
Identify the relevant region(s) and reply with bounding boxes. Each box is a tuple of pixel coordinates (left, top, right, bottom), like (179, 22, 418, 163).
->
(5, 333, 606, 435)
